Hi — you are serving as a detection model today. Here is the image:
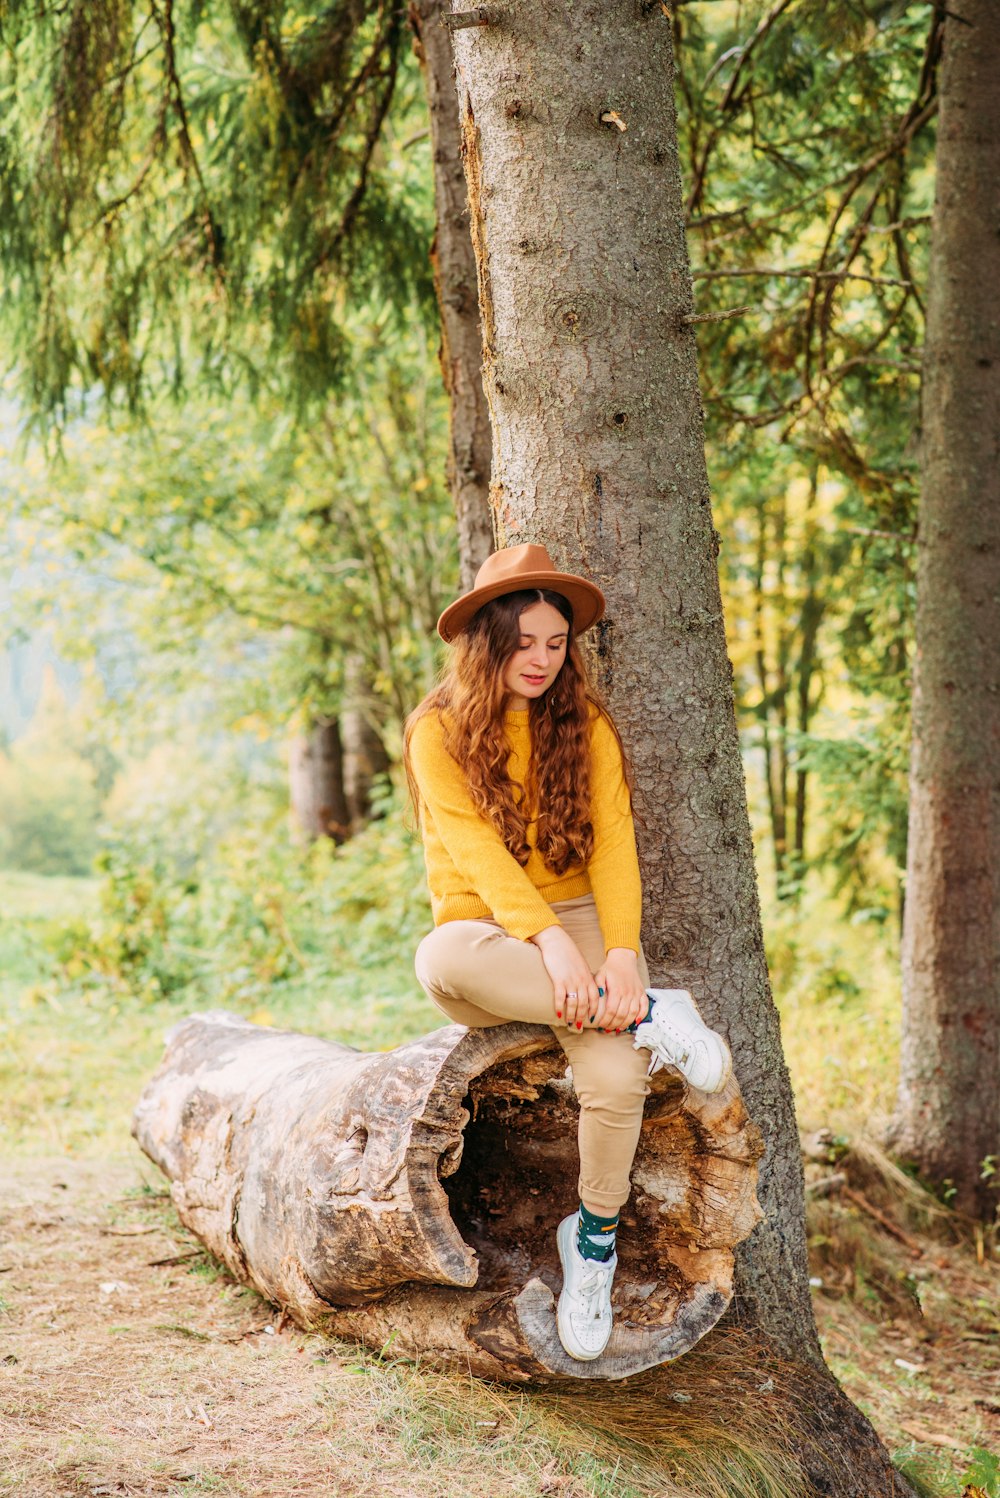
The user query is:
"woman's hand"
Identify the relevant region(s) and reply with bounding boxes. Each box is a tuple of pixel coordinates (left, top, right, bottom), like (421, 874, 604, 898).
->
(594, 948, 648, 1032)
(530, 925, 601, 1029)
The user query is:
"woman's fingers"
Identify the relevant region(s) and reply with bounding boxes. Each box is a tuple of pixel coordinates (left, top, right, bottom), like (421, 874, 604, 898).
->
(566, 973, 600, 1029)
(601, 987, 646, 1032)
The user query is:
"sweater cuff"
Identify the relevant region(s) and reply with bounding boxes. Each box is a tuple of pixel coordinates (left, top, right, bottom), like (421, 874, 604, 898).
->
(600, 919, 641, 955)
(510, 909, 562, 943)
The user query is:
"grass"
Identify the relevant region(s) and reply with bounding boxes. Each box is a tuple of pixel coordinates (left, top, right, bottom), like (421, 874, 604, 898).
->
(1, 862, 997, 1498)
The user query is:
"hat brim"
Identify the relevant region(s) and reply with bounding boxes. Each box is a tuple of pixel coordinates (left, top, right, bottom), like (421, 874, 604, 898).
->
(437, 571, 605, 644)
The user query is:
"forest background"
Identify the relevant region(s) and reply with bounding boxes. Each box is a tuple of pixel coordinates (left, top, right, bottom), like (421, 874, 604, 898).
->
(0, 2, 997, 1496)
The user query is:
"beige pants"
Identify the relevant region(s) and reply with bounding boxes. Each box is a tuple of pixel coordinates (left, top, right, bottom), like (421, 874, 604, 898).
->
(414, 893, 651, 1214)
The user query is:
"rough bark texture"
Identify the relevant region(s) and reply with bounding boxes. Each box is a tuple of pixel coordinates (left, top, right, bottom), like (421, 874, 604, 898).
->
(449, 0, 806, 1358)
(288, 717, 350, 843)
(409, 0, 495, 586)
(134, 1012, 762, 1382)
(449, 5, 916, 1491)
(893, 1, 1000, 1220)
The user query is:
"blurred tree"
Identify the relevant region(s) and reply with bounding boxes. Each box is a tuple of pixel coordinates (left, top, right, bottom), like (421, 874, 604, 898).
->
(409, 0, 494, 584)
(891, 0, 1000, 1222)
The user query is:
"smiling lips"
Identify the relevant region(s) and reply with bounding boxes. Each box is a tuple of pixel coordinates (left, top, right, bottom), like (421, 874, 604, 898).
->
(522, 674, 547, 686)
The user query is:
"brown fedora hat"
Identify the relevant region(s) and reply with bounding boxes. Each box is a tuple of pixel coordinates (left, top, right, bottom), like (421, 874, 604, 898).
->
(437, 543, 605, 643)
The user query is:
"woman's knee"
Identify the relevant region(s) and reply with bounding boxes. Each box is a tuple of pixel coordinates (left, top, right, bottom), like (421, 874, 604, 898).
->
(414, 921, 492, 998)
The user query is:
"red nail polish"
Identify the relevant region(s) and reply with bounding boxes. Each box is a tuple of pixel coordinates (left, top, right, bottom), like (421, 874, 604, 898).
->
(616, 1028, 620, 1034)
(577, 1021, 583, 1030)
(556, 1011, 562, 1019)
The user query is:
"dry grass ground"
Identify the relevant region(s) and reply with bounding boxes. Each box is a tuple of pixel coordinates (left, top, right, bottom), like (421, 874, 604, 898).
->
(0, 1157, 645, 1498)
(1, 869, 997, 1497)
(2, 1148, 997, 1498)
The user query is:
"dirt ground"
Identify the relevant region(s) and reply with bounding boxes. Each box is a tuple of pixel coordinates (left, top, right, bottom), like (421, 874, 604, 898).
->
(1, 1155, 997, 1498)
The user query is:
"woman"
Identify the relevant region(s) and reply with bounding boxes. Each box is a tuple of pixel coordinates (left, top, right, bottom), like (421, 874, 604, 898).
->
(404, 543, 731, 1362)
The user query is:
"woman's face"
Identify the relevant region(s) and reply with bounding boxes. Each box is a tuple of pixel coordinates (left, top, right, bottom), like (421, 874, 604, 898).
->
(501, 599, 569, 710)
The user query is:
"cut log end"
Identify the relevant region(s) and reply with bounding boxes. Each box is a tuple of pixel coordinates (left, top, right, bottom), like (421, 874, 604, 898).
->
(133, 1011, 762, 1382)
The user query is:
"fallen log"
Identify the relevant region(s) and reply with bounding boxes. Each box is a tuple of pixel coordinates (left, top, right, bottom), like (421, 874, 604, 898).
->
(133, 1011, 763, 1382)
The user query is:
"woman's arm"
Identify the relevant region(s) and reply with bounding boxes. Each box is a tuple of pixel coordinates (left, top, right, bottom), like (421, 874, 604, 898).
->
(587, 713, 648, 1029)
(408, 713, 560, 942)
(586, 712, 643, 953)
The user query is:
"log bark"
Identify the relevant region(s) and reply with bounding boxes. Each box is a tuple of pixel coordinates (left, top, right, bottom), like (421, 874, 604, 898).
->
(447, 3, 918, 1491)
(892, 0, 1000, 1220)
(408, 0, 495, 587)
(133, 1011, 762, 1383)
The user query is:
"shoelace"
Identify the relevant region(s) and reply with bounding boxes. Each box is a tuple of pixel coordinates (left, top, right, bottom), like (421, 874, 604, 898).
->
(653, 1015, 696, 1065)
(638, 1015, 694, 1076)
(576, 1262, 614, 1321)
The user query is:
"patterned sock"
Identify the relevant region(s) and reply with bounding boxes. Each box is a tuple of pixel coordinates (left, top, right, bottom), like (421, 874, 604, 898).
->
(625, 992, 656, 1035)
(576, 1203, 619, 1263)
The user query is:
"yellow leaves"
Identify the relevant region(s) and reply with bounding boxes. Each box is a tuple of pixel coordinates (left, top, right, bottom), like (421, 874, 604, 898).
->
(412, 475, 430, 494)
(231, 712, 272, 741)
(248, 1007, 274, 1027)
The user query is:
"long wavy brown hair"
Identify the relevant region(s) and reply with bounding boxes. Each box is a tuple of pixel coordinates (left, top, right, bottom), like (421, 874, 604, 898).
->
(404, 589, 630, 876)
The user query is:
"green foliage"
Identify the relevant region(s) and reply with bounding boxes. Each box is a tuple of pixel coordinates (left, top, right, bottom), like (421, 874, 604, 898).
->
(0, 0, 434, 418)
(678, 0, 930, 898)
(895, 1443, 1000, 1498)
(962, 1447, 1000, 1498)
(2, 316, 457, 753)
(0, 669, 103, 874)
(35, 771, 432, 1023)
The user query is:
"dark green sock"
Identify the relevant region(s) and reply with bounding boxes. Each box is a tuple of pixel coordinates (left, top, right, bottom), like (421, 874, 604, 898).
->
(576, 1203, 619, 1262)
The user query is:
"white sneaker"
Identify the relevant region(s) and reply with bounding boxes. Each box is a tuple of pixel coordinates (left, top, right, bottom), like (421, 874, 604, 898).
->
(556, 1213, 616, 1362)
(632, 988, 732, 1093)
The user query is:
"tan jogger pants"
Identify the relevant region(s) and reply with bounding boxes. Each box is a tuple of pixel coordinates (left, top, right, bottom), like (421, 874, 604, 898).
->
(413, 893, 651, 1215)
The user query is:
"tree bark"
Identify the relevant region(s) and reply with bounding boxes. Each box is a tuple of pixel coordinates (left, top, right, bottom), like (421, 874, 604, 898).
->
(409, 0, 495, 587)
(288, 717, 350, 844)
(892, 0, 1000, 1219)
(134, 1011, 761, 1382)
(449, 4, 915, 1491)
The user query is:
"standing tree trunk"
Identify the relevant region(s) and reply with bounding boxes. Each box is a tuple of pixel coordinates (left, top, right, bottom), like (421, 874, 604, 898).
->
(449, 4, 914, 1492)
(409, 0, 495, 587)
(892, 0, 1000, 1220)
(341, 656, 392, 832)
(288, 716, 350, 845)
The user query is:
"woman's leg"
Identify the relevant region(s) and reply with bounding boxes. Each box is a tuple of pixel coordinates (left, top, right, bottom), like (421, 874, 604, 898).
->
(415, 899, 652, 1216)
(554, 896, 652, 1216)
(414, 918, 571, 1028)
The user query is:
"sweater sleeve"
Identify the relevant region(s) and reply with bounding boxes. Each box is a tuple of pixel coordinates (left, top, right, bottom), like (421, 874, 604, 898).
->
(587, 711, 643, 954)
(408, 713, 561, 942)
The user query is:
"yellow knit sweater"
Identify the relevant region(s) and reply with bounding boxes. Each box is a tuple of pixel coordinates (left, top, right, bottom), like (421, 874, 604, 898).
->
(407, 704, 642, 952)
